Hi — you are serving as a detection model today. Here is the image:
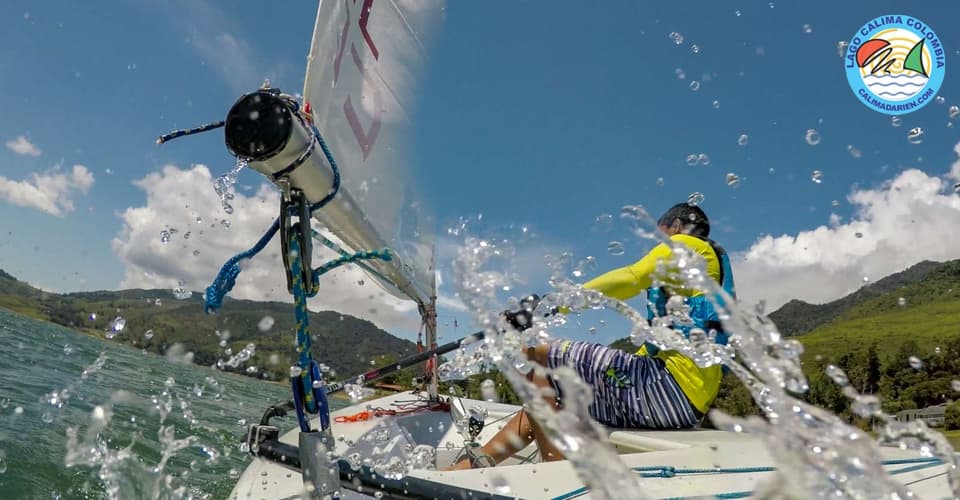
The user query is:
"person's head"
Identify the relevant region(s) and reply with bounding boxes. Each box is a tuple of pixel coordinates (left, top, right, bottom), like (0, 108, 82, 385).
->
(657, 203, 710, 237)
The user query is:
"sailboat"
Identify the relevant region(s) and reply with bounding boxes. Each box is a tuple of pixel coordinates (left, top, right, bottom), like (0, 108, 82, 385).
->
(162, 1, 955, 498)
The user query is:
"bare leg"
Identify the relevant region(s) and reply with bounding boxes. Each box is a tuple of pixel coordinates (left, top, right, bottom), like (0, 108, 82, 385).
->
(445, 344, 566, 470)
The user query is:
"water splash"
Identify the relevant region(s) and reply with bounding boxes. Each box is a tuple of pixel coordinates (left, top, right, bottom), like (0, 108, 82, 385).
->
(213, 158, 247, 215)
(440, 211, 959, 498)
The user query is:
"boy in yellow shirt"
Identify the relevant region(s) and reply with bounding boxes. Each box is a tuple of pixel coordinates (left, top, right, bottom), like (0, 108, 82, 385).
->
(448, 203, 736, 469)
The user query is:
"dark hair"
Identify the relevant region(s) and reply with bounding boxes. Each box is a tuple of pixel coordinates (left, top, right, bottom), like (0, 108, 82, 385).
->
(657, 203, 710, 237)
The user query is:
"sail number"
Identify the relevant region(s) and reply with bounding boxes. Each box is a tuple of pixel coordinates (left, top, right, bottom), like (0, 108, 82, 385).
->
(333, 0, 381, 161)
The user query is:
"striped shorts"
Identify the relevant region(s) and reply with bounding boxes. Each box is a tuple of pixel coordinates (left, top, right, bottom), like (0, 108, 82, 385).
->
(546, 340, 701, 429)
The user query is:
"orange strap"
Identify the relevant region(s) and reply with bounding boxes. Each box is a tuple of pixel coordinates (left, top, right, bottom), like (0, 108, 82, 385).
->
(334, 409, 397, 423)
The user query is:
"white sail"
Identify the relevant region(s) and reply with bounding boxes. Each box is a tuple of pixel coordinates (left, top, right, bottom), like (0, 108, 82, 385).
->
(302, 0, 443, 306)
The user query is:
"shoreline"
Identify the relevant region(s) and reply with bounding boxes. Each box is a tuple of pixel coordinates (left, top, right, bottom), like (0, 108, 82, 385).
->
(1, 306, 413, 396)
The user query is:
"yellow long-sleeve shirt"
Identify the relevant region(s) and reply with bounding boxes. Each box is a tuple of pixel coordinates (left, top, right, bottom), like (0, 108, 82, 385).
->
(582, 234, 723, 414)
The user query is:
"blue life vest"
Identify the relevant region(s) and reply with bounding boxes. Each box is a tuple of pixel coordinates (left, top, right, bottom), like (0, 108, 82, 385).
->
(645, 236, 736, 347)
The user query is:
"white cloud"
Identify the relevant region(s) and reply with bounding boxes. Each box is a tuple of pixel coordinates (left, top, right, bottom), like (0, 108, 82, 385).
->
(0, 164, 94, 216)
(111, 164, 424, 333)
(5, 135, 41, 156)
(734, 149, 960, 312)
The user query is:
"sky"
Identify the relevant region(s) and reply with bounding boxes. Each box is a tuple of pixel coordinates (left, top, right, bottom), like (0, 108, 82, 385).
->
(2, 0, 960, 346)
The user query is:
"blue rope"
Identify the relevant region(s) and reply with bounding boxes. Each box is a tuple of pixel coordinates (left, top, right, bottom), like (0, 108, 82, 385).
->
(156, 120, 225, 145)
(306, 249, 392, 298)
(204, 120, 340, 314)
(287, 234, 390, 432)
(204, 218, 280, 313)
(550, 457, 945, 500)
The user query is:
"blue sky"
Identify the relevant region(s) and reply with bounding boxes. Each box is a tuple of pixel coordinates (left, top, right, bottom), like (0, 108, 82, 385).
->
(2, 0, 960, 344)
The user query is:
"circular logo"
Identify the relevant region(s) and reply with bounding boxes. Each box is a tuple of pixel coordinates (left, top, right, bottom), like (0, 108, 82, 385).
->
(845, 15, 945, 115)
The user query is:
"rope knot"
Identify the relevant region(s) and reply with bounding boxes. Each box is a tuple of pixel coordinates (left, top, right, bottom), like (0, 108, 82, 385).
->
(659, 466, 677, 478)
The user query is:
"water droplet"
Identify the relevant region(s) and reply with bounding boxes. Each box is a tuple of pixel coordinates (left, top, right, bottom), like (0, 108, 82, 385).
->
(689, 80, 700, 91)
(735, 9, 742, 16)
(690, 44, 700, 54)
(891, 116, 902, 127)
(935, 346, 942, 354)
(698, 153, 710, 166)
(831, 200, 840, 207)
(862, 276, 869, 283)
(837, 40, 849, 58)
(110, 316, 126, 332)
(907, 127, 924, 144)
(183, 231, 191, 240)
(172, 287, 191, 300)
(620, 205, 648, 220)
(935, 96, 946, 104)
(810, 170, 823, 184)
(908, 356, 923, 370)
(89, 312, 97, 321)
(13, 407, 23, 416)
(847, 145, 862, 159)
(725, 173, 740, 188)
(687, 192, 705, 206)
(63, 344, 73, 355)
(952, 380, 960, 392)
(712, 100, 720, 109)
(154, 298, 162, 307)
(950, 106, 960, 120)
(768, 168, 776, 174)
(221, 219, 231, 229)
(825, 365, 848, 386)
(144, 329, 154, 339)
(954, 182, 960, 194)
(258, 316, 275, 332)
(805, 129, 821, 145)
(897, 297, 906, 307)
(802, 24, 813, 34)
(852, 395, 881, 418)
(656, 177, 665, 186)
(737, 134, 749, 146)
(685, 154, 699, 166)
(854, 232, 863, 239)
(607, 241, 625, 256)
(41, 412, 53, 424)
(195, 216, 203, 224)
(668, 31, 684, 45)
(160, 230, 171, 244)
(595, 213, 613, 231)
(192, 250, 200, 256)
(675, 68, 686, 80)
(0, 457, 6, 474)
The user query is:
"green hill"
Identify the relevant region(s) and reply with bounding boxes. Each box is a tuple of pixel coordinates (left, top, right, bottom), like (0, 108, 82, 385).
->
(768, 260, 942, 336)
(798, 260, 960, 362)
(0, 270, 418, 384)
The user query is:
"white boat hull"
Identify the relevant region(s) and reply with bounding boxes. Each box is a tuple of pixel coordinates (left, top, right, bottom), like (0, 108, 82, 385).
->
(229, 392, 952, 499)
